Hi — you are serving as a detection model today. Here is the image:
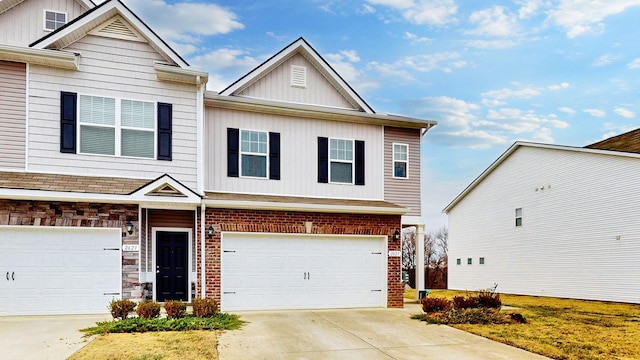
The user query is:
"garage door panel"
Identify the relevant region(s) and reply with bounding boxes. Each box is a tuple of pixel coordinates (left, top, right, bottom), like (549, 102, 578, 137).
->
(221, 234, 386, 311)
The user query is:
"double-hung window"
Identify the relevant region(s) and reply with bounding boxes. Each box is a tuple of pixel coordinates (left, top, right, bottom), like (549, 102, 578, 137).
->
(515, 208, 523, 227)
(240, 130, 268, 178)
(393, 143, 408, 178)
(78, 95, 155, 158)
(44, 11, 66, 31)
(329, 139, 353, 183)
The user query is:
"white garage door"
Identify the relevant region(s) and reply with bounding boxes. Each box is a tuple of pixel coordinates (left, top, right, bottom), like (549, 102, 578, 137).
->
(0, 227, 122, 316)
(221, 233, 386, 311)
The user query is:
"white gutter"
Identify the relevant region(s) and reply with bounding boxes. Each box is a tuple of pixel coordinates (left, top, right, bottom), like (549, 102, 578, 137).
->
(202, 199, 407, 215)
(0, 44, 79, 70)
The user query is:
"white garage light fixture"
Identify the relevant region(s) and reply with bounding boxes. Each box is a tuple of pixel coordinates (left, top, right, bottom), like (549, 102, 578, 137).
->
(125, 221, 134, 235)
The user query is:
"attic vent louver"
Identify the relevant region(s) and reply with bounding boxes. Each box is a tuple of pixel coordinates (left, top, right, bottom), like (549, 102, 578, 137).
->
(101, 19, 135, 37)
(89, 16, 145, 42)
(291, 65, 307, 88)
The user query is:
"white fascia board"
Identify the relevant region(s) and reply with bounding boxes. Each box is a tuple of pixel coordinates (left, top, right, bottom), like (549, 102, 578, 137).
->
(401, 215, 424, 226)
(32, 1, 188, 68)
(0, 188, 196, 205)
(205, 92, 436, 129)
(154, 62, 208, 85)
(0, 44, 78, 69)
(203, 199, 407, 215)
(129, 175, 201, 202)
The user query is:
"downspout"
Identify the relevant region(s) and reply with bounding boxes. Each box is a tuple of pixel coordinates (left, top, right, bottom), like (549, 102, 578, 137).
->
(200, 203, 206, 298)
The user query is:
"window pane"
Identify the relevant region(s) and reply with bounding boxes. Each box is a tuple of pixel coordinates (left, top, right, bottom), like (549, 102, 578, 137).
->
(56, 13, 66, 22)
(122, 129, 154, 158)
(330, 139, 353, 161)
(241, 130, 267, 155)
(394, 162, 407, 177)
(241, 154, 267, 177)
(394, 144, 407, 160)
(80, 125, 115, 155)
(330, 162, 352, 183)
(45, 20, 55, 30)
(515, 208, 522, 217)
(121, 100, 154, 129)
(46, 11, 55, 20)
(79, 95, 115, 125)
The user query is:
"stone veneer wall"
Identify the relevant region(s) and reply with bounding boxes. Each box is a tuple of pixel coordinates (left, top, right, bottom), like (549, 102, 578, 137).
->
(0, 200, 141, 300)
(201, 208, 403, 308)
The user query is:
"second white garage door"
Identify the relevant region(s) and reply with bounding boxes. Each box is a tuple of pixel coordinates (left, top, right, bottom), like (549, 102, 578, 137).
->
(221, 233, 386, 311)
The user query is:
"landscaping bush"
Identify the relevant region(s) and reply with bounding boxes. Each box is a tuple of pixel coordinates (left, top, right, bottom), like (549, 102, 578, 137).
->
(477, 289, 502, 309)
(421, 297, 452, 313)
(81, 313, 246, 335)
(453, 295, 479, 309)
(164, 300, 187, 319)
(136, 300, 161, 319)
(109, 299, 136, 320)
(192, 298, 219, 318)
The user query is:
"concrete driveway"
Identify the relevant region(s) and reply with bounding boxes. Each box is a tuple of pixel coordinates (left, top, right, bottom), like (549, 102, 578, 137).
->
(218, 303, 550, 360)
(0, 314, 111, 360)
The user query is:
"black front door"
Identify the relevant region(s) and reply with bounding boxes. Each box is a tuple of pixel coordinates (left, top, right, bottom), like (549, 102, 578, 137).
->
(156, 231, 188, 302)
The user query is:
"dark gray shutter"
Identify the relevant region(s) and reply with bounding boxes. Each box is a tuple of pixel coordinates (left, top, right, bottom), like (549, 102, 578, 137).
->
(269, 132, 280, 180)
(318, 137, 328, 183)
(157, 103, 172, 160)
(355, 140, 365, 185)
(60, 92, 77, 153)
(227, 128, 239, 177)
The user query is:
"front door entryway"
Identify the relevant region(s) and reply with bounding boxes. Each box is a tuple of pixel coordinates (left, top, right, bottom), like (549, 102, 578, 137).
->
(156, 231, 188, 302)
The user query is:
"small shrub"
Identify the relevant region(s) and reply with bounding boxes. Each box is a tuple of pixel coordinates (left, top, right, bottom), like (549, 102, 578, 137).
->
(136, 300, 161, 319)
(510, 313, 527, 323)
(477, 290, 502, 309)
(440, 308, 509, 325)
(164, 300, 187, 319)
(453, 295, 479, 309)
(421, 297, 452, 313)
(193, 298, 219, 318)
(109, 299, 136, 320)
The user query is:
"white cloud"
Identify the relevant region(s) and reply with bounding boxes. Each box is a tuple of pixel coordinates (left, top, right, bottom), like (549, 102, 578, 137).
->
(546, 0, 640, 38)
(404, 32, 431, 43)
(368, 52, 467, 79)
(189, 48, 262, 91)
(614, 107, 635, 118)
(366, 0, 458, 26)
(461, 39, 519, 49)
(517, 0, 544, 19)
(548, 82, 570, 90)
(627, 58, 640, 69)
(126, 0, 243, 52)
(592, 54, 621, 67)
(482, 86, 541, 100)
(466, 6, 519, 37)
(583, 108, 606, 117)
(559, 106, 576, 114)
(359, 4, 376, 14)
(482, 98, 505, 107)
(530, 127, 554, 143)
(485, 108, 569, 131)
(327, 50, 379, 92)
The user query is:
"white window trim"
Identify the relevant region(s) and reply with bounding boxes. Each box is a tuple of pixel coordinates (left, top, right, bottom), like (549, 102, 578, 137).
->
(392, 142, 409, 179)
(239, 129, 269, 179)
(329, 137, 354, 185)
(77, 94, 157, 159)
(43, 10, 67, 31)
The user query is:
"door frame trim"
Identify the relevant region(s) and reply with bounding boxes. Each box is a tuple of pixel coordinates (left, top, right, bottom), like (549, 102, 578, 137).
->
(152, 227, 192, 302)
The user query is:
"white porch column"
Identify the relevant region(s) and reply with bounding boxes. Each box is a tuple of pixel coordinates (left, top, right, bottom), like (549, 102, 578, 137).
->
(415, 224, 426, 299)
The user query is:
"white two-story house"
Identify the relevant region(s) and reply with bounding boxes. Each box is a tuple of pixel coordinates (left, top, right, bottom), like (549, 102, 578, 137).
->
(0, 0, 435, 315)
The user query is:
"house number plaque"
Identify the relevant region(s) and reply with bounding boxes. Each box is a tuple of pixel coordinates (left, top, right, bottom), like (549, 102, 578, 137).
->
(388, 251, 401, 257)
(122, 245, 139, 251)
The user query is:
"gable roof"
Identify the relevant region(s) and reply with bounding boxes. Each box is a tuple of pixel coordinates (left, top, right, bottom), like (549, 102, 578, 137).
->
(30, 0, 189, 68)
(0, 0, 95, 14)
(585, 128, 640, 154)
(443, 141, 640, 214)
(220, 37, 375, 114)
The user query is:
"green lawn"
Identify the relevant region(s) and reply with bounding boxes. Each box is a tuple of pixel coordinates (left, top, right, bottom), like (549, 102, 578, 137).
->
(411, 289, 640, 360)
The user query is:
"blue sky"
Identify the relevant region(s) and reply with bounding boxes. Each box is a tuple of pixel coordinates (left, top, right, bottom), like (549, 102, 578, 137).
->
(123, 0, 640, 231)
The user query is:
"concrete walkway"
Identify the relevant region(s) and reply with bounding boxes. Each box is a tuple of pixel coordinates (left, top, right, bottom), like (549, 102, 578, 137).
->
(0, 314, 111, 360)
(218, 303, 550, 360)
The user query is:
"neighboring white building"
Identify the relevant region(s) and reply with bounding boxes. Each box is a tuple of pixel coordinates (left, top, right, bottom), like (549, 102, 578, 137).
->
(444, 135, 640, 304)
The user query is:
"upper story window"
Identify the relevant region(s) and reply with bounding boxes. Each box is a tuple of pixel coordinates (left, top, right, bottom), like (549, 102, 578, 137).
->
(393, 143, 408, 178)
(78, 95, 155, 158)
(44, 11, 67, 31)
(330, 139, 353, 183)
(240, 130, 268, 178)
(515, 208, 523, 227)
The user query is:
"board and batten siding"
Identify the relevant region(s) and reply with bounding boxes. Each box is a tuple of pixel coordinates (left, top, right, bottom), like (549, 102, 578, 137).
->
(384, 127, 421, 216)
(27, 35, 198, 189)
(448, 146, 640, 303)
(238, 53, 356, 110)
(205, 107, 384, 200)
(0, 0, 86, 46)
(0, 61, 26, 170)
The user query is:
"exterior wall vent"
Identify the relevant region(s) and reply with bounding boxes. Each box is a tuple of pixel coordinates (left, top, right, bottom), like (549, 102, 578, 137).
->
(89, 16, 146, 42)
(291, 65, 307, 88)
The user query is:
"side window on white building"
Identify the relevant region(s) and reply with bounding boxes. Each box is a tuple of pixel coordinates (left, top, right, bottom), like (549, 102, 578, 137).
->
(393, 143, 408, 178)
(44, 10, 66, 31)
(515, 208, 523, 227)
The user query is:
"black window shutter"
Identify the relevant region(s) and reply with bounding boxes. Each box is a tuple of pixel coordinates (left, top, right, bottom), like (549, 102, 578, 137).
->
(355, 140, 365, 185)
(60, 91, 77, 153)
(318, 137, 328, 183)
(157, 103, 172, 161)
(227, 128, 239, 177)
(269, 132, 280, 180)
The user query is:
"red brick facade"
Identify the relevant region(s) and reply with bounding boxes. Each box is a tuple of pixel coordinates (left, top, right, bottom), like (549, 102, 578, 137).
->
(201, 208, 404, 308)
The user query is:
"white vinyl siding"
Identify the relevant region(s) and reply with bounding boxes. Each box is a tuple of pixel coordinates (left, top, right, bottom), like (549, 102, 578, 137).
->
(205, 107, 383, 200)
(384, 127, 421, 216)
(27, 35, 198, 189)
(0, 61, 26, 170)
(330, 138, 353, 184)
(393, 143, 408, 178)
(0, 0, 86, 46)
(238, 53, 356, 110)
(448, 146, 640, 304)
(240, 130, 268, 178)
(44, 10, 66, 31)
